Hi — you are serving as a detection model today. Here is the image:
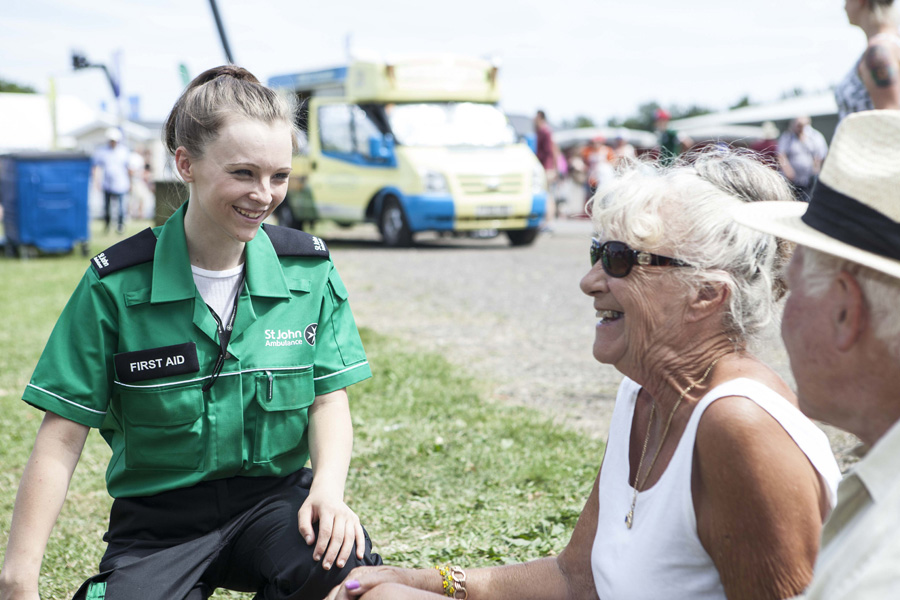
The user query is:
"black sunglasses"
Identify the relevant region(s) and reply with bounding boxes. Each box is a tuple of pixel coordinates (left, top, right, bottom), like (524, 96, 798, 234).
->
(590, 238, 692, 278)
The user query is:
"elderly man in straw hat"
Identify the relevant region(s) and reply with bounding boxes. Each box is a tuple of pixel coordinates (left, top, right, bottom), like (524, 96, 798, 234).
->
(734, 109, 900, 599)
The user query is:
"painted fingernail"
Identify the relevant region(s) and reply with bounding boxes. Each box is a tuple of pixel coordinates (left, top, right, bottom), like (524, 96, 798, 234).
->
(346, 580, 360, 591)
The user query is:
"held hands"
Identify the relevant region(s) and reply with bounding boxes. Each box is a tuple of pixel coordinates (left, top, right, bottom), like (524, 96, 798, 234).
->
(324, 566, 416, 600)
(297, 487, 365, 571)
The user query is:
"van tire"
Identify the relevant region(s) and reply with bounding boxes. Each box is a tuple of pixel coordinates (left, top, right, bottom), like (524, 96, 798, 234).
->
(379, 197, 413, 247)
(276, 202, 298, 229)
(506, 227, 539, 246)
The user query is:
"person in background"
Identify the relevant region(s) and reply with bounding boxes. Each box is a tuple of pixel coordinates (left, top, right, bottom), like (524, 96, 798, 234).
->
(127, 148, 152, 221)
(582, 136, 615, 201)
(611, 135, 637, 168)
(534, 109, 561, 221)
(653, 108, 692, 166)
(735, 109, 900, 600)
(556, 147, 587, 218)
(776, 116, 828, 202)
(835, 0, 900, 120)
(324, 149, 841, 600)
(92, 127, 134, 234)
(750, 121, 780, 168)
(0, 65, 381, 600)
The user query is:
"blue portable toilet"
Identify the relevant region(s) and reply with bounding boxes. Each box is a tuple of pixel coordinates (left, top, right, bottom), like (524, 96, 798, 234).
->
(0, 152, 91, 258)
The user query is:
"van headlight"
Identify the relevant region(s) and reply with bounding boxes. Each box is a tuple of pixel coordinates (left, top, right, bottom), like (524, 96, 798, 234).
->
(532, 163, 546, 194)
(421, 170, 449, 195)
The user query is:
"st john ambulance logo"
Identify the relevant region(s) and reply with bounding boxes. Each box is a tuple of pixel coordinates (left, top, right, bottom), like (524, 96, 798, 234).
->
(92, 252, 109, 270)
(304, 323, 317, 346)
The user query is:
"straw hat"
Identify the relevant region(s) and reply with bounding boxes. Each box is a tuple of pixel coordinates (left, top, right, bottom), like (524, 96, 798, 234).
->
(733, 110, 900, 280)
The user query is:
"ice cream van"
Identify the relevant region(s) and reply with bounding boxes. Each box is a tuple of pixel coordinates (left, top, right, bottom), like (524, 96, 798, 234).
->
(267, 54, 547, 246)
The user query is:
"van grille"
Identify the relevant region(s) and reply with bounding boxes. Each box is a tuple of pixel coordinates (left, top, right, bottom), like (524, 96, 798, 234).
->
(457, 173, 523, 195)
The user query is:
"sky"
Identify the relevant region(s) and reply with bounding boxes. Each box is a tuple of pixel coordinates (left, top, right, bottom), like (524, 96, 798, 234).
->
(1, 0, 867, 127)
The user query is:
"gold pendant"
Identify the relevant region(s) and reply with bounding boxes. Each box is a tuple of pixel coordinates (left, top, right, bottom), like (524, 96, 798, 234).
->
(625, 510, 633, 529)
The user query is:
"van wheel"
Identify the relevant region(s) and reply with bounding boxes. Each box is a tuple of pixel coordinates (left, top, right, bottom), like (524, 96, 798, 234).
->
(276, 202, 298, 229)
(379, 198, 413, 247)
(506, 227, 540, 246)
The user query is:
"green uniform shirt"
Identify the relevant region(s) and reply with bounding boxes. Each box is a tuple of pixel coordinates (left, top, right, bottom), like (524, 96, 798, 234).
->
(23, 204, 371, 498)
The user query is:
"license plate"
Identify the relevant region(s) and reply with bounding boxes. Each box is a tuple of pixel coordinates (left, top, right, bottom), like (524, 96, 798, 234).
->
(475, 205, 510, 217)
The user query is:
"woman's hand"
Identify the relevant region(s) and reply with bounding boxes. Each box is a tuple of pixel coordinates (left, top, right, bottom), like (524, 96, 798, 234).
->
(325, 566, 422, 600)
(298, 489, 365, 571)
(302, 389, 364, 570)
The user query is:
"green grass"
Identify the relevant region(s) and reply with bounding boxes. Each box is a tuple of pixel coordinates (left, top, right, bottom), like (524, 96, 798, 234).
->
(0, 220, 605, 598)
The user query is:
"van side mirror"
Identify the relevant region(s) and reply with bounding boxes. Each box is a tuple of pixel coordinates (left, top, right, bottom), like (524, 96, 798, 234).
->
(368, 134, 396, 164)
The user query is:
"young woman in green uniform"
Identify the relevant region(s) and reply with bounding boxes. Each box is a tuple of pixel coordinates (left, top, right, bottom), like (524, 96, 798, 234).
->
(0, 65, 380, 600)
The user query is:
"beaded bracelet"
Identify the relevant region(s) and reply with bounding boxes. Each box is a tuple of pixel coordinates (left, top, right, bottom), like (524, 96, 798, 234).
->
(434, 565, 467, 599)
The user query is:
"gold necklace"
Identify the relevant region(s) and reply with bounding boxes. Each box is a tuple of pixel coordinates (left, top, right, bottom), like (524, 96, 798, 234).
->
(625, 355, 725, 529)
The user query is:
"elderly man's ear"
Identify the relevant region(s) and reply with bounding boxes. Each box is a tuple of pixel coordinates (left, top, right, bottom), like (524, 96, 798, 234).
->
(832, 272, 867, 352)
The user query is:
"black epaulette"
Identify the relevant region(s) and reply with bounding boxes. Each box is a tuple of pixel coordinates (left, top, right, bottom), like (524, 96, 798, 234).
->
(90, 228, 158, 278)
(262, 224, 330, 259)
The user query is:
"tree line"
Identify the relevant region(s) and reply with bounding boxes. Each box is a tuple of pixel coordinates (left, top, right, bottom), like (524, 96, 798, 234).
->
(562, 88, 816, 132)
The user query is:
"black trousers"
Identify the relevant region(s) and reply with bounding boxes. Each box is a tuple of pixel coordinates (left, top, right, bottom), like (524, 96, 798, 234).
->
(103, 191, 125, 231)
(73, 469, 382, 600)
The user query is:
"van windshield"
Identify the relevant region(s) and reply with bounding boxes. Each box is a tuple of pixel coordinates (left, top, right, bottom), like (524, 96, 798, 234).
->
(386, 102, 516, 147)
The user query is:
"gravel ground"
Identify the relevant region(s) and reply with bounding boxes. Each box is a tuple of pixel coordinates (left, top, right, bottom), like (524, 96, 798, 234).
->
(323, 219, 861, 471)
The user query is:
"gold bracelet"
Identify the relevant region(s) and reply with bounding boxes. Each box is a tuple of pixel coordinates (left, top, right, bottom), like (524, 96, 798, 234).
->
(434, 565, 468, 599)
(449, 565, 467, 600)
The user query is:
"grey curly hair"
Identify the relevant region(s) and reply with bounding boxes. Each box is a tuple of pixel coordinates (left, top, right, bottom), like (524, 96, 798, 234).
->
(588, 149, 796, 348)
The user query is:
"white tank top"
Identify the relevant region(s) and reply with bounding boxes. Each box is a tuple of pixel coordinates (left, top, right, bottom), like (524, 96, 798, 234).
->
(591, 377, 841, 600)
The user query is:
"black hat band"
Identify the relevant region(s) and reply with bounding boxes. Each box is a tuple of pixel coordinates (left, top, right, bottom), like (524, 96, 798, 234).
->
(802, 182, 900, 262)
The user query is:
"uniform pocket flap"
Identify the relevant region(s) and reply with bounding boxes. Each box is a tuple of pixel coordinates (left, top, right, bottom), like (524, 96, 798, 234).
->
(328, 270, 348, 301)
(285, 277, 311, 293)
(124, 287, 152, 307)
(120, 382, 203, 425)
(256, 368, 316, 412)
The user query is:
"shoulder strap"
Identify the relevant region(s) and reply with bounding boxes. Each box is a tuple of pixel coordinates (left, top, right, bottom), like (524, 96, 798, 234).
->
(90, 227, 157, 278)
(694, 378, 841, 502)
(261, 224, 330, 259)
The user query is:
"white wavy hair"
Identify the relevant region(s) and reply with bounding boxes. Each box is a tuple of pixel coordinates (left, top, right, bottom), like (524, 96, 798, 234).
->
(588, 149, 795, 348)
(799, 247, 900, 360)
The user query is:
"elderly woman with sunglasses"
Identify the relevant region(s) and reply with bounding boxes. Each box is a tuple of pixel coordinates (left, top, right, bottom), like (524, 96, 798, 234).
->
(325, 151, 841, 600)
